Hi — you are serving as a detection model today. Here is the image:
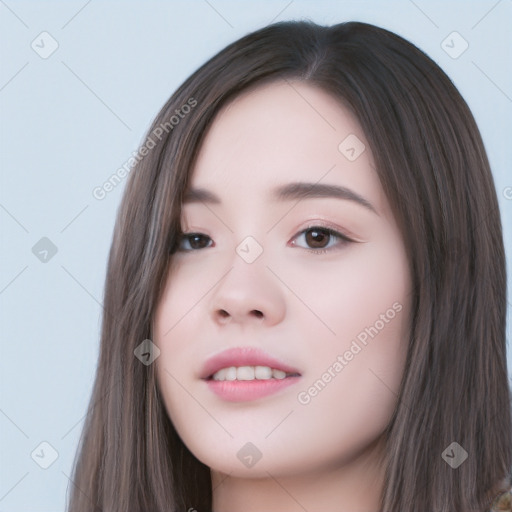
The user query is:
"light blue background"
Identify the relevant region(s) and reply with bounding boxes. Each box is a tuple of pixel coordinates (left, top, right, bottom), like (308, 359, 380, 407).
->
(1, 0, 511, 510)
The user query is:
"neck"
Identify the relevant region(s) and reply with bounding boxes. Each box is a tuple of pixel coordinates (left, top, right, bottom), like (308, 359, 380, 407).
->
(210, 437, 387, 512)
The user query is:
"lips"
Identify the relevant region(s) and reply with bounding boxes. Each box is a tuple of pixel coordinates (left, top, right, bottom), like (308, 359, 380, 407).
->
(200, 346, 301, 380)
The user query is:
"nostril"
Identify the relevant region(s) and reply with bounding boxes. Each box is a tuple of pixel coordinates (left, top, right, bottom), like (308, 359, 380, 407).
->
(252, 310, 263, 318)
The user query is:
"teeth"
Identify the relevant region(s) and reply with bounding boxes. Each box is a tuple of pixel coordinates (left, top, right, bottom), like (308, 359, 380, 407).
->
(225, 367, 237, 381)
(237, 366, 254, 380)
(255, 366, 272, 379)
(211, 366, 293, 381)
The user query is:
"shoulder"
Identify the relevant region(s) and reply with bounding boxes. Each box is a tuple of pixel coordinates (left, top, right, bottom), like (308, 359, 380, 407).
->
(489, 486, 512, 511)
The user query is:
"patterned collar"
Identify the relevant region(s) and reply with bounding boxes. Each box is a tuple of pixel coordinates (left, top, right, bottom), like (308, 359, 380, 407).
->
(490, 487, 512, 511)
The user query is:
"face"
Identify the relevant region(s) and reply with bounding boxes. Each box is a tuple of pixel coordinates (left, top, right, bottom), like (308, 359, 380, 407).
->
(153, 80, 411, 479)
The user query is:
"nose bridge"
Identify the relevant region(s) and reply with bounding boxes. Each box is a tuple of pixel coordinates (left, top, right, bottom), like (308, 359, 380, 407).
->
(208, 230, 285, 325)
(235, 233, 266, 265)
(220, 234, 268, 302)
(220, 201, 270, 265)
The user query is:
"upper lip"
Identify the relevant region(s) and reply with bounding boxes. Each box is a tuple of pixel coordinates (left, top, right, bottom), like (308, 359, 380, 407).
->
(200, 346, 301, 380)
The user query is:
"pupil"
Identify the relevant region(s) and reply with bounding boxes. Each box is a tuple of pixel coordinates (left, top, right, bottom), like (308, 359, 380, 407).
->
(190, 234, 208, 249)
(307, 228, 328, 248)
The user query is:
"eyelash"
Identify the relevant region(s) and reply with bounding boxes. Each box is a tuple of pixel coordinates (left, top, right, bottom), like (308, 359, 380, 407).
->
(174, 223, 355, 255)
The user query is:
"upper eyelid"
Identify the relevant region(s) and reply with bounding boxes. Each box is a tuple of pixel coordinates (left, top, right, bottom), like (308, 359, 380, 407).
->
(298, 223, 355, 241)
(180, 219, 352, 236)
(179, 223, 349, 239)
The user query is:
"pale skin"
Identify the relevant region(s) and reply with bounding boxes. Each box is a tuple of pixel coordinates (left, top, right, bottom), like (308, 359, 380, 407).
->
(153, 80, 412, 512)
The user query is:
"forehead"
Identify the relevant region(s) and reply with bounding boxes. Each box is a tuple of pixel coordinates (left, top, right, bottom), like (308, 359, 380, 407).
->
(197, 79, 362, 157)
(186, 80, 383, 213)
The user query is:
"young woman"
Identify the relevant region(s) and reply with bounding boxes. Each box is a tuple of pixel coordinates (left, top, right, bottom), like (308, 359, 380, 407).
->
(66, 20, 512, 512)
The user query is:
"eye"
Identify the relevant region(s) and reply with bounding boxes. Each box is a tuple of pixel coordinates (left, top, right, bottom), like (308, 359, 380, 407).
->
(173, 224, 355, 254)
(174, 232, 213, 252)
(291, 225, 354, 254)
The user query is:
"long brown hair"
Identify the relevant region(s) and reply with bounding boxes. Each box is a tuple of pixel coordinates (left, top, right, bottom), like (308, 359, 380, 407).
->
(66, 20, 512, 511)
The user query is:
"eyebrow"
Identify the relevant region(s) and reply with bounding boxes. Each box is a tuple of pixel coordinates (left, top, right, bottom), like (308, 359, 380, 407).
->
(182, 182, 378, 215)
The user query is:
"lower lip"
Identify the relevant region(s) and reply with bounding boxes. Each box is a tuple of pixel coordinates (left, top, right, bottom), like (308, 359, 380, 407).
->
(204, 376, 301, 402)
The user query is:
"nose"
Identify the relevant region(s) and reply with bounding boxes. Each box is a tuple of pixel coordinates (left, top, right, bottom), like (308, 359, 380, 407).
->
(209, 257, 286, 328)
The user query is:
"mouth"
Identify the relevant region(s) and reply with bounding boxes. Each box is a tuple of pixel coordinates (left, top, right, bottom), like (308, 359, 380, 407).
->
(200, 347, 302, 402)
(206, 365, 301, 382)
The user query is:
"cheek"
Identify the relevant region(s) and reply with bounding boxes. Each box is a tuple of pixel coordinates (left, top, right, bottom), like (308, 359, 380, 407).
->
(335, 241, 410, 349)
(152, 270, 191, 401)
(152, 262, 227, 441)
(294, 234, 411, 423)
(153, 258, 217, 347)
(275, 234, 410, 349)
(291, 263, 409, 467)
